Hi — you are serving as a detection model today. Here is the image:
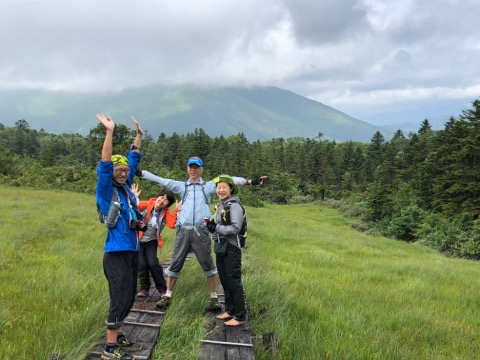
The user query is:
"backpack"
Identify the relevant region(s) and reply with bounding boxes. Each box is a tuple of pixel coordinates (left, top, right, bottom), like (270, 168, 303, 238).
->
(97, 187, 120, 227)
(222, 199, 248, 248)
(97, 185, 140, 228)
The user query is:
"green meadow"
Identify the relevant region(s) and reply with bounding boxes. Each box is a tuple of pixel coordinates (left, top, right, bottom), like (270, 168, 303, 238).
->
(1, 186, 480, 360)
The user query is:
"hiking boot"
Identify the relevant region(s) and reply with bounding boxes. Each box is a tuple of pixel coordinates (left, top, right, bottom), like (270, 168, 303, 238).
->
(155, 295, 171, 310)
(205, 297, 222, 312)
(117, 335, 142, 351)
(101, 346, 134, 360)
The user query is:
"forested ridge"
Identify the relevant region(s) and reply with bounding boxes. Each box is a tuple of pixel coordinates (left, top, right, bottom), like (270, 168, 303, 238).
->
(2, 99, 480, 259)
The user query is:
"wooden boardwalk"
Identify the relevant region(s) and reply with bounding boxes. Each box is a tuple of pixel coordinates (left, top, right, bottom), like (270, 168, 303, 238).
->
(84, 257, 177, 360)
(199, 287, 254, 360)
(84, 254, 254, 360)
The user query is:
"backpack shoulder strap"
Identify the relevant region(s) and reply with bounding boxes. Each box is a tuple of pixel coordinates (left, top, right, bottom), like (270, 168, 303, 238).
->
(223, 199, 245, 221)
(182, 181, 210, 204)
(182, 182, 187, 203)
(223, 199, 247, 247)
(201, 181, 209, 204)
(112, 187, 120, 203)
(97, 186, 121, 223)
(225, 199, 244, 213)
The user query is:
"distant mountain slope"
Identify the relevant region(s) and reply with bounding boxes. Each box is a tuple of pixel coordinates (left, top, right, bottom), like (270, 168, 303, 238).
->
(0, 85, 392, 142)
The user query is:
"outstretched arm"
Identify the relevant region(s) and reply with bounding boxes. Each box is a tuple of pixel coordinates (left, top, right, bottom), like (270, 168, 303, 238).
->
(243, 175, 268, 185)
(96, 113, 114, 161)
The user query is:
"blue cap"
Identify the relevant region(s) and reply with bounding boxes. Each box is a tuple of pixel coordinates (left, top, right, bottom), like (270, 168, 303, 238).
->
(187, 157, 203, 167)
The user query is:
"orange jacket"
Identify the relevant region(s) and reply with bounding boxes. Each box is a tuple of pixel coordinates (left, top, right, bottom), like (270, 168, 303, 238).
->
(137, 197, 178, 248)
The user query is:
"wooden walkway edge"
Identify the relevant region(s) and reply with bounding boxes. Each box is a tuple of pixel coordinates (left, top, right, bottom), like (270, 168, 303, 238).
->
(198, 284, 255, 360)
(84, 253, 255, 360)
(83, 257, 179, 360)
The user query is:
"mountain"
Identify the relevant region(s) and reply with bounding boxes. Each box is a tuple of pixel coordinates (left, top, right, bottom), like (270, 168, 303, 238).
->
(0, 85, 393, 142)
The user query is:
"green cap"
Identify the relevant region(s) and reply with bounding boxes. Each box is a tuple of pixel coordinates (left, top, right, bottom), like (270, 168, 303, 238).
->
(213, 174, 238, 195)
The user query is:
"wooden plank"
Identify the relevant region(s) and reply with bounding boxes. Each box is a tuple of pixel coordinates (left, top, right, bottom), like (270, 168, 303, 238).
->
(84, 277, 165, 360)
(201, 339, 253, 348)
(199, 315, 226, 360)
(124, 321, 161, 328)
(225, 318, 254, 360)
(129, 308, 165, 315)
(198, 280, 254, 360)
(84, 254, 202, 360)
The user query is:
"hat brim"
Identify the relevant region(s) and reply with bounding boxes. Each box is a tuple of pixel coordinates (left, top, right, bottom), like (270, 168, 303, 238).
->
(187, 160, 203, 167)
(213, 176, 238, 194)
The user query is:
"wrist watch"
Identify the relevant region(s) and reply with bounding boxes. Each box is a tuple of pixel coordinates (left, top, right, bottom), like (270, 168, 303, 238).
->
(130, 144, 141, 151)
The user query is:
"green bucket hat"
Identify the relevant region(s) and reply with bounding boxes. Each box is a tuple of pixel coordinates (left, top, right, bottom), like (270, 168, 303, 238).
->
(213, 174, 238, 195)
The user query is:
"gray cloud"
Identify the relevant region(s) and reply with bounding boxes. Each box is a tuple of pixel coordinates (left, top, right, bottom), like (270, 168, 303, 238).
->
(285, 0, 369, 45)
(0, 0, 479, 126)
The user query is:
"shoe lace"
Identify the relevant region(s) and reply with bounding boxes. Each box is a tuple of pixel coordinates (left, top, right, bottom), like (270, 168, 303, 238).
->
(113, 348, 124, 357)
(119, 338, 131, 346)
(106, 347, 125, 359)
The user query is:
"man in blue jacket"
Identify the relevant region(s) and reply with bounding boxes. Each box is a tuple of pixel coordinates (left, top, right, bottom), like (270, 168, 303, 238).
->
(95, 113, 142, 360)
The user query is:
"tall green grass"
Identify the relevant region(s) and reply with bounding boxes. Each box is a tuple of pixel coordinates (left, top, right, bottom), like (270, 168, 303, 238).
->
(2, 186, 480, 359)
(0, 187, 110, 359)
(244, 205, 480, 360)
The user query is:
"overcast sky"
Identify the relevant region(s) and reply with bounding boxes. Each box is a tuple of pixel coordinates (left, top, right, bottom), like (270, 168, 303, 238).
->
(1, 0, 479, 126)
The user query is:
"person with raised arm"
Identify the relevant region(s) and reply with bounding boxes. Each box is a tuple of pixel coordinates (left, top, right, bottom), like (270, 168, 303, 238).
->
(95, 113, 143, 360)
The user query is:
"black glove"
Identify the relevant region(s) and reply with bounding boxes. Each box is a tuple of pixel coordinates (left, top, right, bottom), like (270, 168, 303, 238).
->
(135, 169, 143, 178)
(251, 177, 263, 186)
(206, 220, 217, 233)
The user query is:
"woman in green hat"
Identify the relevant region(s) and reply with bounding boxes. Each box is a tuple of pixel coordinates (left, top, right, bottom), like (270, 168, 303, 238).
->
(204, 174, 246, 327)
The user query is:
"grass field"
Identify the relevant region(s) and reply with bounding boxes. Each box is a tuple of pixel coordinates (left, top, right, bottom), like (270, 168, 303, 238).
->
(1, 186, 480, 359)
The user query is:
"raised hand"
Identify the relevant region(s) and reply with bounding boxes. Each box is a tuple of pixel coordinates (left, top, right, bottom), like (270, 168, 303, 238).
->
(131, 183, 142, 198)
(175, 200, 182, 212)
(96, 113, 114, 131)
(131, 116, 143, 137)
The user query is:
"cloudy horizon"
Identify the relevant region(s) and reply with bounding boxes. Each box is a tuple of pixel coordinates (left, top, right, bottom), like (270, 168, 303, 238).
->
(1, 0, 479, 126)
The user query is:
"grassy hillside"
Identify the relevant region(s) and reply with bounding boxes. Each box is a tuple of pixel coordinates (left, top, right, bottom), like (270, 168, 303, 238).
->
(1, 186, 479, 359)
(0, 85, 390, 142)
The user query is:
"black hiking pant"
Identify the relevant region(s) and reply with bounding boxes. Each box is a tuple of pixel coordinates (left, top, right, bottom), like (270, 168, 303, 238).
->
(103, 251, 138, 329)
(138, 240, 167, 293)
(216, 244, 246, 321)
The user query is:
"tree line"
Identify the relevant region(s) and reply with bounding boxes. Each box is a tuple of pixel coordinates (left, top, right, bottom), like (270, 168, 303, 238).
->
(1, 99, 480, 258)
